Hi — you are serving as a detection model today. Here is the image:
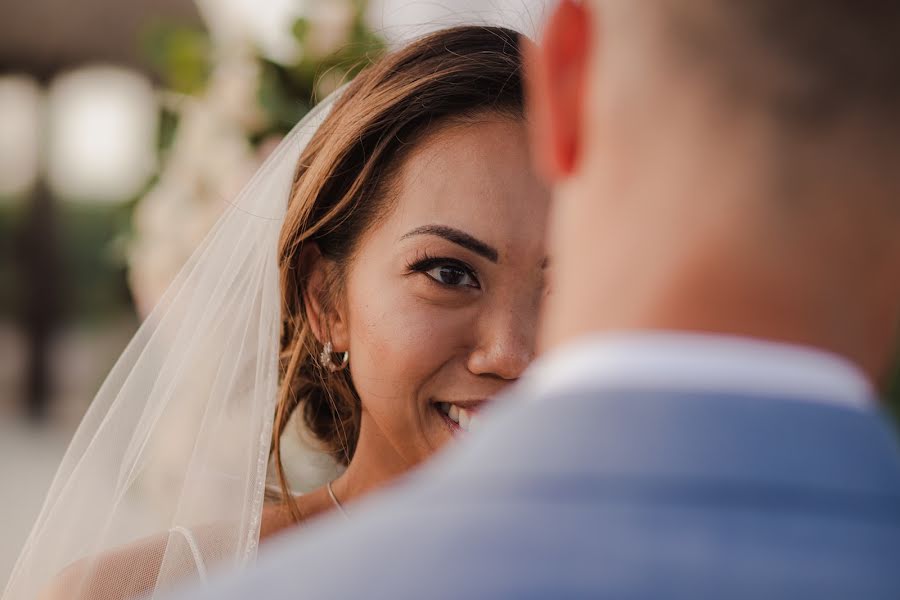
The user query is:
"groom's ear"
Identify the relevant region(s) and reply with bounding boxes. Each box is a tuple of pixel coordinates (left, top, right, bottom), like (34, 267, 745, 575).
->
(525, 0, 592, 182)
(300, 243, 348, 350)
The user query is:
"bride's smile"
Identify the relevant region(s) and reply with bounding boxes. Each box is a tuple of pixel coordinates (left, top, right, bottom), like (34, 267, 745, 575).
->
(434, 399, 486, 434)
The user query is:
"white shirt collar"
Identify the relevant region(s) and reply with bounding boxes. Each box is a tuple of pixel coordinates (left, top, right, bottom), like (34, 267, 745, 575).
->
(523, 332, 875, 411)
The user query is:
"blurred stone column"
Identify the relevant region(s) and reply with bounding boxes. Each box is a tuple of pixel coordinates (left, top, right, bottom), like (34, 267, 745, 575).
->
(14, 181, 64, 421)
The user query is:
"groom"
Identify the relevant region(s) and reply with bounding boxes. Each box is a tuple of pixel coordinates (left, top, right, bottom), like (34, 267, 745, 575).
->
(184, 1, 900, 597)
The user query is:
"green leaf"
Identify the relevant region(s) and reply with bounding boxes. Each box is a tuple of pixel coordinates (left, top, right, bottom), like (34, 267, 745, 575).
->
(141, 21, 213, 95)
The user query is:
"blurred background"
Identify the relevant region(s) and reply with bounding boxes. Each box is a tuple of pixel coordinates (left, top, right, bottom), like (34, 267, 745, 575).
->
(0, 0, 550, 582)
(0, 0, 897, 587)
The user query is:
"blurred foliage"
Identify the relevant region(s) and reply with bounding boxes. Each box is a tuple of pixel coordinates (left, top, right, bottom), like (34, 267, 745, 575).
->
(258, 6, 386, 137)
(141, 22, 213, 95)
(888, 343, 900, 424)
(0, 202, 135, 324)
(157, 107, 181, 156)
(140, 0, 386, 141)
(57, 202, 136, 322)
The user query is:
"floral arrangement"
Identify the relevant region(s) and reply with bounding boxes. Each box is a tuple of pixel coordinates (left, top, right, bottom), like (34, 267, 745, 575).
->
(128, 0, 385, 315)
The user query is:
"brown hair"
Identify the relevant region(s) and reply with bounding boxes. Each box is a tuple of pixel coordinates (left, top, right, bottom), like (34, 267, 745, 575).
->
(271, 25, 525, 520)
(660, 0, 900, 129)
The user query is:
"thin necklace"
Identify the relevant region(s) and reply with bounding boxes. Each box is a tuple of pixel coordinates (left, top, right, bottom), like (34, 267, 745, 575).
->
(326, 480, 350, 521)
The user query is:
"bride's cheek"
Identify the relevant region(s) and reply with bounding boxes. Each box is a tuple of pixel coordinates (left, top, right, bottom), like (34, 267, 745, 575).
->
(349, 298, 435, 391)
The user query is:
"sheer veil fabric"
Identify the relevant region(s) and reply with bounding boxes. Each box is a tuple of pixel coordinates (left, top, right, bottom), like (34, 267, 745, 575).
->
(2, 92, 340, 600)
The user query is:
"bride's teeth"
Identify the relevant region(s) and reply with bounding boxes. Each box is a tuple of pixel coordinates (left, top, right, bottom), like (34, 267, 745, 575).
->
(442, 403, 477, 431)
(457, 408, 470, 431)
(468, 415, 481, 432)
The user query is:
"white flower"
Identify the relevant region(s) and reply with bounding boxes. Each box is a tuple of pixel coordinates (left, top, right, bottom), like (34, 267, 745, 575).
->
(128, 64, 261, 316)
(306, 0, 355, 59)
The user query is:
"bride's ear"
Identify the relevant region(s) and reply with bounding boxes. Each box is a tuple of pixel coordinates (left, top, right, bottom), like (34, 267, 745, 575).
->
(300, 243, 349, 350)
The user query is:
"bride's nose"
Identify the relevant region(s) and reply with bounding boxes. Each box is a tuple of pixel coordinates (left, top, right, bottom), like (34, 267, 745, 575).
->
(466, 301, 536, 380)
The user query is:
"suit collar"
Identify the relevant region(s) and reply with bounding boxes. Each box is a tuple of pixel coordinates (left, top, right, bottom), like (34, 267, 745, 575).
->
(525, 333, 875, 412)
(438, 388, 900, 502)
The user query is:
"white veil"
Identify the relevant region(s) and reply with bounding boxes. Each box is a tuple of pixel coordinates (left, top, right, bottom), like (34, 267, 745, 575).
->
(2, 91, 340, 600)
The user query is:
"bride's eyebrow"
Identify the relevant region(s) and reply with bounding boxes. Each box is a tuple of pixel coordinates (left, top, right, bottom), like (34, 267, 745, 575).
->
(400, 224, 499, 263)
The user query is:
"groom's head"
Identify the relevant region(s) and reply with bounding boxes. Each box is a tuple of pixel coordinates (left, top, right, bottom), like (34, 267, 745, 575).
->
(527, 0, 900, 384)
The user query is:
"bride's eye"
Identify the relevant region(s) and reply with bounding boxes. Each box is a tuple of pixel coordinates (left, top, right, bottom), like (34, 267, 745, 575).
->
(424, 264, 478, 288)
(407, 255, 480, 289)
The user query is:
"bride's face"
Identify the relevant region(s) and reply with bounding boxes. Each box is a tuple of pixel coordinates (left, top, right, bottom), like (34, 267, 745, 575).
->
(338, 117, 550, 466)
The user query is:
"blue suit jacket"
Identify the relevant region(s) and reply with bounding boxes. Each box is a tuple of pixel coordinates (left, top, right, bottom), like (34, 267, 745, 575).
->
(185, 387, 900, 599)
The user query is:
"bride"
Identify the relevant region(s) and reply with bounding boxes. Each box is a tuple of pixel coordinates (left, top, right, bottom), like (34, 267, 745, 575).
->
(4, 25, 550, 600)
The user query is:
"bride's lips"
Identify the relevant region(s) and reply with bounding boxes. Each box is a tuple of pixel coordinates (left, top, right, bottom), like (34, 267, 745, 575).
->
(432, 399, 487, 434)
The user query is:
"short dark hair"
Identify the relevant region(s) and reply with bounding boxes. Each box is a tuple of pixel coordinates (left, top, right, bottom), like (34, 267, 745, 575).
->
(662, 0, 900, 130)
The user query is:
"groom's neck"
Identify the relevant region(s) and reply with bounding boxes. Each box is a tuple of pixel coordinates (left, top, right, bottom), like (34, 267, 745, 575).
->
(540, 106, 900, 386)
